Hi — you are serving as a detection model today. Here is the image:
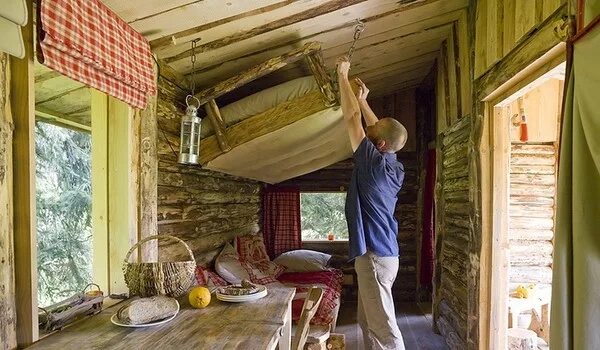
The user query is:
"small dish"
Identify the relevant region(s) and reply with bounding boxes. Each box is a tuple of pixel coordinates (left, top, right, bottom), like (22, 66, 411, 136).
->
(110, 300, 179, 327)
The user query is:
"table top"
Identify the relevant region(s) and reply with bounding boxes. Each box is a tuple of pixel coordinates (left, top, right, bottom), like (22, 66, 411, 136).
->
(28, 286, 296, 350)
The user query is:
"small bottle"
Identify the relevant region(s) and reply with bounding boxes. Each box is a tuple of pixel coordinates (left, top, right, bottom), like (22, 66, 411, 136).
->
(519, 111, 528, 142)
(327, 232, 335, 241)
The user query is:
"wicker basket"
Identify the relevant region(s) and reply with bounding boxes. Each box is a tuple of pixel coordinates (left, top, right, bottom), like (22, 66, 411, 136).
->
(123, 235, 196, 297)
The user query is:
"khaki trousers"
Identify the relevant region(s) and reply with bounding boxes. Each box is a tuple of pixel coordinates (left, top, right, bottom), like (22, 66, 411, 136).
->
(355, 251, 406, 350)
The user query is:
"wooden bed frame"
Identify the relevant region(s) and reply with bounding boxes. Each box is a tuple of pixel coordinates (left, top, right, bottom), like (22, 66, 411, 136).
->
(195, 41, 338, 166)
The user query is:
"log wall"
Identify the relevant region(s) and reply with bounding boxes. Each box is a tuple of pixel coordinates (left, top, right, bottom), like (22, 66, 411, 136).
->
(0, 53, 17, 350)
(433, 115, 471, 350)
(155, 72, 262, 264)
(509, 143, 556, 288)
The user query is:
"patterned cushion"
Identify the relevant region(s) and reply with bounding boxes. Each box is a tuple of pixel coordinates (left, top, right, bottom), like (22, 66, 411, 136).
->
(195, 265, 229, 289)
(235, 234, 286, 279)
(235, 234, 270, 262)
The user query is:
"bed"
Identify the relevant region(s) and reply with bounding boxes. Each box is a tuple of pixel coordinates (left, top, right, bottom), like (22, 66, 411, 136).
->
(195, 42, 352, 184)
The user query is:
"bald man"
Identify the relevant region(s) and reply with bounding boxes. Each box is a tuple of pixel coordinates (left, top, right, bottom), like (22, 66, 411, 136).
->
(336, 56, 407, 350)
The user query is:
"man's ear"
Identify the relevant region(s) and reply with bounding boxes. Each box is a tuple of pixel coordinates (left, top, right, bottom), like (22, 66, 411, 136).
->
(376, 139, 386, 151)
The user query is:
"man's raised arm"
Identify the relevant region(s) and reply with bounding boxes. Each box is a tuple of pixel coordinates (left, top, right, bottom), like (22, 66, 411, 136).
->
(355, 78, 378, 126)
(336, 57, 365, 151)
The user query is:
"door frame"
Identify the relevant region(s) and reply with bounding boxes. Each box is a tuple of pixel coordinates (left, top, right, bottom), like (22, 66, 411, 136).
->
(479, 43, 566, 350)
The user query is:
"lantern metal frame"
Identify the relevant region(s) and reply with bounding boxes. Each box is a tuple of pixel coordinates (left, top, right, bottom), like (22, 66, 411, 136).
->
(178, 39, 202, 165)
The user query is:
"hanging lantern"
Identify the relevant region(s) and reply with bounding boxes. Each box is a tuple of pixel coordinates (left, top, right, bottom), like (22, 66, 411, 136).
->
(178, 39, 202, 165)
(178, 96, 202, 165)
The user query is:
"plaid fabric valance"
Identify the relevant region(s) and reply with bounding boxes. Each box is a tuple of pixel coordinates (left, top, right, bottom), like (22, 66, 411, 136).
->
(38, 0, 156, 109)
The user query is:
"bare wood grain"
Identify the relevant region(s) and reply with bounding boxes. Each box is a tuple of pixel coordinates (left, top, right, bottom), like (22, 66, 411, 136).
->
(0, 53, 17, 350)
(194, 42, 322, 105)
(204, 99, 231, 152)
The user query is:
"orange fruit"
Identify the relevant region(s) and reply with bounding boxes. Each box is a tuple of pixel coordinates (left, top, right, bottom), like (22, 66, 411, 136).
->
(189, 286, 211, 308)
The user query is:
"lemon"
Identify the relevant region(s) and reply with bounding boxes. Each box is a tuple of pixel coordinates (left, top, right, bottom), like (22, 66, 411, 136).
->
(189, 286, 211, 308)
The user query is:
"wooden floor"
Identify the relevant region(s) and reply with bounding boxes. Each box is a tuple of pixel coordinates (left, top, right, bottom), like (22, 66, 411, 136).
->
(335, 302, 449, 350)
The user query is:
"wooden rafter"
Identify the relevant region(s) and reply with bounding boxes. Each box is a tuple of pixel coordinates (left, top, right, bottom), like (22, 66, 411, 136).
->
(164, 0, 367, 63)
(199, 90, 326, 164)
(194, 42, 323, 105)
(181, 2, 464, 77)
(204, 99, 231, 152)
(306, 51, 337, 106)
(149, 0, 298, 50)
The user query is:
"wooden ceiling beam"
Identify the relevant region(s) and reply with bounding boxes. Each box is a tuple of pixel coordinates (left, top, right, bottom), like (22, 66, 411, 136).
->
(164, 0, 367, 63)
(182, 8, 461, 89)
(168, 0, 466, 73)
(149, 0, 298, 50)
(34, 70, 61, 83)
(35, 107, 91, 132)
(194, 42, 321, 105)
(35, 86, 87, 106)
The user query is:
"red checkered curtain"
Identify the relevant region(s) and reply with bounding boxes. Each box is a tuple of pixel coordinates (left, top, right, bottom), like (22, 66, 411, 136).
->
(37, 0, 156, 109)
(262, 187, 302, 259)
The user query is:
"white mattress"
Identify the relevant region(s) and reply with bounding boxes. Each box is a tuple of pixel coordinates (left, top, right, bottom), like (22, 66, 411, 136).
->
(205, 106, 352, 184)
(201, 76, 318, 137)
(202, 76, 351, 183)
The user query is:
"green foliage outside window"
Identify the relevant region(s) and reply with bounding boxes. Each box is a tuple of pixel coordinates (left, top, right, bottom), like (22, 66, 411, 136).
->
(35, 122, 92, 307)
(300, 193, 348, 240)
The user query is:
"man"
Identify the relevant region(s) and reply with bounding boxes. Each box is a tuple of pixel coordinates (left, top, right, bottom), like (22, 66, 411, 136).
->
(336, 56, 408, 350)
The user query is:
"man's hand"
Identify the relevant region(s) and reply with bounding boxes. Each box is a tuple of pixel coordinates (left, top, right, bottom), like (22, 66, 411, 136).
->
(355, 78, 369, 100)
(336, 56, 351, 77)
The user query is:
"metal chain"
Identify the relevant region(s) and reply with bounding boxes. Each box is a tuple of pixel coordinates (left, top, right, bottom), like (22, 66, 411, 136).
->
(190, 39, 198, 97)
(347, 19, 365, 62)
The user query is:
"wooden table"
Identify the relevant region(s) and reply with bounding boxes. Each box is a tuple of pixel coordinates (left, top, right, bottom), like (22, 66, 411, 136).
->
(29, 286, 296, 350)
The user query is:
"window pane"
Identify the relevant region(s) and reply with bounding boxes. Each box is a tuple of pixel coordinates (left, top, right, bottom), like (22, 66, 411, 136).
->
(35, 122, 92, 307)
(300, 193, 348, 241)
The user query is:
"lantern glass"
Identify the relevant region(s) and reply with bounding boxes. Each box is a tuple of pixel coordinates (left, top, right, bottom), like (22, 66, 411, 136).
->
(178, 106, 202, 165)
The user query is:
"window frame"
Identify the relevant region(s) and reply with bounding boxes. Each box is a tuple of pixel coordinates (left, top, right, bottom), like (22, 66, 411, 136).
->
(299, 191, 349, 243)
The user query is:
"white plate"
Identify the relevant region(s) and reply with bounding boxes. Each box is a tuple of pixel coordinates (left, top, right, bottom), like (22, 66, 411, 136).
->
(216, 285, 268, 302)
(110, 300, 179, 328)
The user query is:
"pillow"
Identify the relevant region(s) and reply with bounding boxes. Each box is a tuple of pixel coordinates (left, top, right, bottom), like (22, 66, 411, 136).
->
(273, 250, 332, 272)
(235, 234, 286, 279)
(215, 243, 250, 284)
(235, 234, 270, 263)
(195, 265, 229, 290)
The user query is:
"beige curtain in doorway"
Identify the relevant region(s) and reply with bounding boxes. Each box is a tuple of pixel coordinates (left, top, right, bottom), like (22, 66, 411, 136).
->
(550, 22, 600, 350)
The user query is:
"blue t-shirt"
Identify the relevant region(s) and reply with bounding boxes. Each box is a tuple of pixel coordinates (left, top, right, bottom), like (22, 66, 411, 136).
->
(345, 137, 405, 260)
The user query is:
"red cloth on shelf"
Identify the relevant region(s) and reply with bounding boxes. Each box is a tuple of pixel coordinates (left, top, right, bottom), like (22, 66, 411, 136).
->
(420, 149, 436, 288)
(277, 270, 343, 326)
(262, 187, 302, 259)
(38, 0, 156, 109)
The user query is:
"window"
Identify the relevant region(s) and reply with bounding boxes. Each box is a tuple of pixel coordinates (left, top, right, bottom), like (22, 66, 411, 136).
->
(35, 121, 92, 307)
(300, 192, 348, 241)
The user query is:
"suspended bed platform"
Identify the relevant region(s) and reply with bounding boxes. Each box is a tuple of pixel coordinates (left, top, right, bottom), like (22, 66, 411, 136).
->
(195, 42, 352, 184)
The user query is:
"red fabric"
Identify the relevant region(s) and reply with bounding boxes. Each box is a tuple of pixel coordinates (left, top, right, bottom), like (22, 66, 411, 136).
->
(235, 234, 286, 283)
(195, 265, 229, 287)
(262, 187, 302, 259)
(38, 0, 156, 109)
(277, 270, 343, 326)
(420, 149, 436, 288)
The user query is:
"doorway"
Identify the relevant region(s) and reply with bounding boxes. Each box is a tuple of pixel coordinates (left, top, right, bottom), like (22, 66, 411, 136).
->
(488, 61, 565, 349)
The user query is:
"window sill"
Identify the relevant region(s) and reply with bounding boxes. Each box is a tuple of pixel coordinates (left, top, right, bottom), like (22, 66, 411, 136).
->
(302, 240, 349, 243)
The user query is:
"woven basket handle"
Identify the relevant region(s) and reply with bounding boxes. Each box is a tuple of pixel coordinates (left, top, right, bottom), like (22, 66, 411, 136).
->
(123, 235, 195, 264)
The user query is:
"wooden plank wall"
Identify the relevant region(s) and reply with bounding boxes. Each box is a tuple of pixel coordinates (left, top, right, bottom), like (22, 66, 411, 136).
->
(155, 74, 262, 265)
(434, 115, 471, 350)
(508, 143, 556, 288)
(0, 53, 17, 350)
(474, 0, 566, 79)
(435, 11, 471, 134)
